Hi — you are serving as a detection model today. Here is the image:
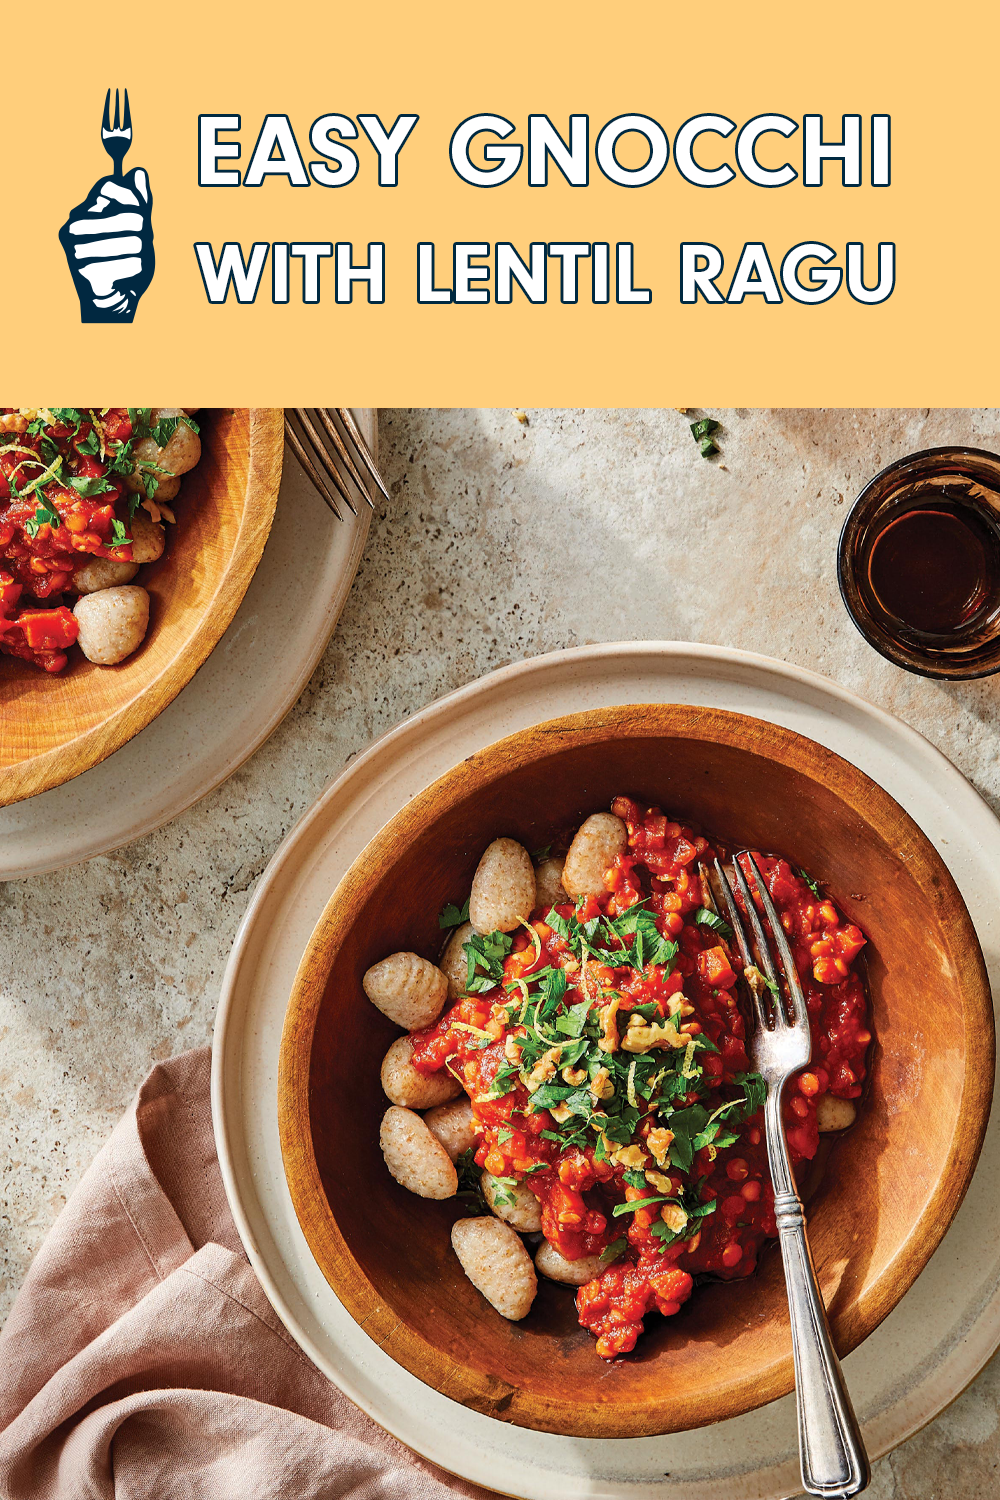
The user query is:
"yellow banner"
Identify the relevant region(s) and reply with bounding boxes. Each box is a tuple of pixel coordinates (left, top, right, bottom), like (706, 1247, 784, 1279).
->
(8, 1, 995, 404)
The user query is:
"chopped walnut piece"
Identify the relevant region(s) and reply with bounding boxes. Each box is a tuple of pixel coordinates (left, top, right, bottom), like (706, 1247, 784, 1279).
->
(589, 1066, 615, 1102)
(613, 1144, 648, 1169)
(524, 1047, 563, 1092)
(646, 1127, 674, 1167)
(621, 1018, 687, 1053)
(504, 1033, 524, 1065)
(597, 998, 621, 1054)
(660, 1201, 688, 1234)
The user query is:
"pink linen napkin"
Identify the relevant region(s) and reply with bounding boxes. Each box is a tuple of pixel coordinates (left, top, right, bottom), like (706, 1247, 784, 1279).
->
(0, 1048, 499, 1500)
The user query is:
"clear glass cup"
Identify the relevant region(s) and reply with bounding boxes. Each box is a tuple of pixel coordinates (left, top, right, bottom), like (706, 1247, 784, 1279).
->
(838, 446, 1000, 679)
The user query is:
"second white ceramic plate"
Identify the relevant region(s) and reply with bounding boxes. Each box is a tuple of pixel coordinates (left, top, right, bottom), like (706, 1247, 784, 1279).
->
(213, 643, 1000, 1500)
(0, 410, 375, 882)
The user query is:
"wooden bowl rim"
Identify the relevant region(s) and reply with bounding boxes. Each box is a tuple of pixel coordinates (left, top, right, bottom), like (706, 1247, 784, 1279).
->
(278, 703, 995, 1437)
(0, 408, 283, 807)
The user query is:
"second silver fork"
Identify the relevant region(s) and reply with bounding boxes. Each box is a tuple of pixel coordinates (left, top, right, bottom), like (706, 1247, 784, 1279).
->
(284, 407, 389, 520)
(710, 852, 870, 1500)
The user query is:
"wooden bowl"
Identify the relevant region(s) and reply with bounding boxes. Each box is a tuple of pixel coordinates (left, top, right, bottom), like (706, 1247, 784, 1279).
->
(0, 409, 282, 807)
(278, 704, 995, 1438)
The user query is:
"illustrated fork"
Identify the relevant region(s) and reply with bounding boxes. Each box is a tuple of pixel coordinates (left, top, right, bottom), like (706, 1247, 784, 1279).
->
(708, 853, 870, 1499)
(284, 408, 389, 521)
(101, 88, 132, 181)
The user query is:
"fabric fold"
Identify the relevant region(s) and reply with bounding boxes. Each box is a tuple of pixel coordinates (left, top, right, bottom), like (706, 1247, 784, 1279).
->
(0, 1048, 495, 1500)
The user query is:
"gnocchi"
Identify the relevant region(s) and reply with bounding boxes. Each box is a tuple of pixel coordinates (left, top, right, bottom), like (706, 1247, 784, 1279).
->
(127, 512, 166, 565)
(534, 856, 567, 910)
(363, 952, 449, 1030)
(535, 1242, 606, 1286)
(562, 812, 628, 898)
(439, 921, 474, 1000)
(469, 838, 536, 934)
(380, 1036, 461, 1109)
(816, 1095, 857, 1132)
(482, 1172, 543, 1232)
(73, 556, 140, 594)
(424, 1095, 477, 1162)
(380, 1107, 458, 1199)
(451, 1217, 537, 1321)
(73, 586, 150, 666)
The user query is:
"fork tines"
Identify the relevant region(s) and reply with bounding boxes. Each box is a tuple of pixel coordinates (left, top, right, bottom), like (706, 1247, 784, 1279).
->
(710, 853, 810, 1032)
(102, 88, 132, 138)
(284, 408, 387, 521)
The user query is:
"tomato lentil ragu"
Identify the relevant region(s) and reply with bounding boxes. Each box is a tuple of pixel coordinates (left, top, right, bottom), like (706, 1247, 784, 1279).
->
(0, 407, 199, 672)
(408, 796, 870, 1360)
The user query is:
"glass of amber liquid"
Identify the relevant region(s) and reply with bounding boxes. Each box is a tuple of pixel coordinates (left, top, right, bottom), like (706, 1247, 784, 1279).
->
(839, 447, 1000, 678)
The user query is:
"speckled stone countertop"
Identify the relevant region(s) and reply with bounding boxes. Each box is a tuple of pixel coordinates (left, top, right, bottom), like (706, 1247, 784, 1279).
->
(2, 408, 999, 1496)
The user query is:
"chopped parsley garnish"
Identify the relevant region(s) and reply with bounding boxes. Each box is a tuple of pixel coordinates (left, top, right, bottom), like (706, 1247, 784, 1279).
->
(733, 1070, 767, 1115)
(128, 407, 153, 435)
(438, 897, 470, 930)
(483, 1060, 519, 1099)
(667, 1094, 756, 1171)
(69, 473, 116, 498)
(799, 867, 823, 898)
(464, 929, 514, 993)
(544, 901, 677, 974)
(647, 1182, 719, 1249)
(489, 1174, 520, 1208)
(693, 907, 733, 939)
(106, 519, 132, 550)
(455, 1148, 489, 1215)
(441, 883, 770, 1281)
(612, 1194, 674, 1218)
(24, 496, 61, 538)
(689, 416, 721, 459)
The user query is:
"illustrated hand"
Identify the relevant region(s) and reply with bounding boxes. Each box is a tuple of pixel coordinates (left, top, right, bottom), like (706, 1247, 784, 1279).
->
(59, 168, 154, 324)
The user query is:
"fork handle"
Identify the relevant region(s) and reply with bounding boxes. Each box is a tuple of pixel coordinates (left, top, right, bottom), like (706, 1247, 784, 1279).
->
(103, 141, 128, 181)
(773, 1186, 871, 1497)
(763, 1087, 869, 1498)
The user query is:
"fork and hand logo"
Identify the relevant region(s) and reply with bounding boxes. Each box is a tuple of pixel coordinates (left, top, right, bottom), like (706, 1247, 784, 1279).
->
(59, 89, 154, 323)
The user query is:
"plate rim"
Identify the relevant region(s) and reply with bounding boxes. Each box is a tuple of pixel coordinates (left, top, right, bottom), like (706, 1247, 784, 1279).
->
(212, 640, 1000, 1498)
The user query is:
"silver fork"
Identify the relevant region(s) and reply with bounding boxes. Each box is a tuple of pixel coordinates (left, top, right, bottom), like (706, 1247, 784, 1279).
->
(711, 853, 870, 1500)
(101, 88, 132, 181)
(284, 408, 389, 521)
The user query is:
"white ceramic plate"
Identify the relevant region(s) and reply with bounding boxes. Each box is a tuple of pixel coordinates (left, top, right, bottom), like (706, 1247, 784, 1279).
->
(212, 643, 1000, 1500)
(0, 411, 374, 882)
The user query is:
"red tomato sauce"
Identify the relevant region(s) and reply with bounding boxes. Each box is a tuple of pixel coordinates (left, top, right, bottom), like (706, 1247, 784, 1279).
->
(0, 409, 135, 671)
(409, 797, 871, 1361)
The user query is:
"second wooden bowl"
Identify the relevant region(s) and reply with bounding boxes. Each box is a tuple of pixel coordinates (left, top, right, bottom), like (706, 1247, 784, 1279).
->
(0, 408, 282, 807)
(279, 704, 994, 1437)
